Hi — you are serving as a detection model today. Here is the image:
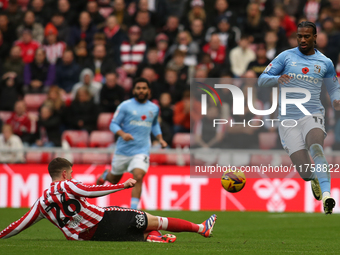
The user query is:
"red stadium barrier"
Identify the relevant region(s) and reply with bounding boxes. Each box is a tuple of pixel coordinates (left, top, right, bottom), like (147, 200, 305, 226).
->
(0, 164, 338, 213)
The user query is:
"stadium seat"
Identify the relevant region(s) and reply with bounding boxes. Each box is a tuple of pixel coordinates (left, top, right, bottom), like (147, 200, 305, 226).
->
(259, 132, 278, 150)
(62, 130, 89, 147)
(24, 94, 47, 111)
(150, 154, 167, 165)
(0, 111, 12, 123)
(165, 153, 190, 165)
(89, 131, 114, 148)
(97, 113, 114, 130)
(26, 152, 53, 163)
(172, 133, 191, 148)
(249, 155, 273, 166)
(81, 153, 111, 164)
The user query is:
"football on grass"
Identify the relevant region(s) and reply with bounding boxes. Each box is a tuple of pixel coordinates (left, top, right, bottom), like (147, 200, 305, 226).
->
(221, 169, 246, 193)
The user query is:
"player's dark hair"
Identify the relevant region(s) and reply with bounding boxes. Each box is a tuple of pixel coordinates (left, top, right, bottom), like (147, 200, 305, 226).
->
(133, 77, 150, 89)
(298, 21, 317, 35)
(48, 157, 73, 179)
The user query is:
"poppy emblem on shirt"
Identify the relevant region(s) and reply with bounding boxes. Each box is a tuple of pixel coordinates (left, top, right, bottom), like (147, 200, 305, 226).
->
(141, 115, 147, 121)
(302, 67, 309, 74)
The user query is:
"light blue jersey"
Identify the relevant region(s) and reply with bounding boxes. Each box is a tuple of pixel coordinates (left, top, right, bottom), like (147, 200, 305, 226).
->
(259, 47, 340, 120)
(110, 98, 161, 156)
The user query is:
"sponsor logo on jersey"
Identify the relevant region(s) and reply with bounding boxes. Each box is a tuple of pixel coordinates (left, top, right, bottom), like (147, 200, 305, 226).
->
(130, 120, 152, 127)
(302, 67, 309, 74)
(288, 73, 319, 84)
(314, 65, 321, 73)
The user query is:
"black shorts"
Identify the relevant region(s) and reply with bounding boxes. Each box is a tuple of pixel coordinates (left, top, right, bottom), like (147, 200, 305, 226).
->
(90, 206, 148, 241)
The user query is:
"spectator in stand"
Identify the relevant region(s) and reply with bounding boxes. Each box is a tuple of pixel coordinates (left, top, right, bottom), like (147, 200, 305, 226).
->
(166, 49, 190, 85)
(67, 86, 98, 133)
(155, 33, 169, 64)
(57, 0, 77, 26)
(229, 35, 255, 77)
(120, 25, 146, 77)
(205, 15, 237, 50)
(208, 0, 235, 28)
(103, 15, 127, 64)
(141, 67, 162, 101)
(43, 23, 66, 65)
(0, 30, 10, 61)
(165, 0, 186, 17)
(23, 48, 55, 94)
(182, 0, 206, 30)
(266, 15, 289, 50)
(100, 72, 125, 113)
(0, 72, 23, 111)
(196, 53, 222, 78)
(164, 68, 187, 104)
(2, 45, 25, 77)
(167, 30, 200, 66)
(274, 4, 297, 38)
(3, 0, 24, 31)
(74, 40, 88, 66)
(55, 49, 81, 93)
(202, 33, 227, 65)
(92, 32, 115, 60)
(15, 29, 40, 64)
(32, 105, 61, 147)
(247, 43, 270, 77)
(134, 10, 156, 45)
(29, 0, 51, 26)
(68, 11, 97, 51)
(321, 17, 340, 65)
(112, 0, 132, 31)
(162, 15, 180, 46)
(264, 30, 284, 61)
(43, 85, 66, 119)
(194, 106, 224, 148)
(6, 100, 33, 144)
(190, 18, 206, 48)
(0, 124, 25, 163)
(86, 1, 106, 29)
(173, 90, 201, 134)
(72, 68, 102, 105)
(17, 10, 44, 44)
(83, 44, 117, 83)
(136, 47, 165, 81)
(0, 13, 17, 45)
(242, 2, 267, 43)
(159, 92, 173, 129)
(50, 12, 70, 42)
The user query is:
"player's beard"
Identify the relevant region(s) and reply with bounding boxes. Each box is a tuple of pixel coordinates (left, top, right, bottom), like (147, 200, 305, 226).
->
(135, 92, 149, 103)
(298, 43, 312, 54)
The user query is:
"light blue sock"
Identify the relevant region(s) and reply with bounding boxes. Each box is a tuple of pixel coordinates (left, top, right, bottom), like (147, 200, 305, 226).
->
(309, 144, 330, 194)
(130, 197, 140, 209)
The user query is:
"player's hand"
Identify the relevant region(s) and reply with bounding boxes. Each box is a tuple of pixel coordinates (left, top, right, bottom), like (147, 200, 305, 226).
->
(278, 74, 291, 85)
(159, 139, 168, 148)
(123, 178, 136, 188)
(333, 100, 340, 111)
(121, 133, 134, 141)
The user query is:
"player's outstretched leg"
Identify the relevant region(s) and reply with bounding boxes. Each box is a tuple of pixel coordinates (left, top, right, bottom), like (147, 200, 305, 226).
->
(145, 213, 217, 238)
(96, 169, 109, 185)
(96, 170, 123, 186)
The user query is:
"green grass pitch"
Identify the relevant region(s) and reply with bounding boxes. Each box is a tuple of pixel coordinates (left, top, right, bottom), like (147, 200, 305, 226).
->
(1, 209, 340, 255)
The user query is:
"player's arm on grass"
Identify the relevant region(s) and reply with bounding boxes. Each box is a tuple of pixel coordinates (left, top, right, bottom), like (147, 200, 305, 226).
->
(65, 178, 136, 198)
(152, 109, 167, 148)
(324, 61, 340, 111)
(258, 52, 287, 87)
(0, 200, 44, 239)
(109, 103, 133, 141)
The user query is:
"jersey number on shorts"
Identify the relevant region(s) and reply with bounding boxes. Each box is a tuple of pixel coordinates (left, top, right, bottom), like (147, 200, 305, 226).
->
(144, 156, 148, 163)
(313, 116, 323, 125)
(45, 193, 81, 228)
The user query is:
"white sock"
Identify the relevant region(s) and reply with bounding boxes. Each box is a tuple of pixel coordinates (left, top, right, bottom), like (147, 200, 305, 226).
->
(157, 217, 168, 230)
(323, 191, 331, 199)
(198, 224, 204, 233)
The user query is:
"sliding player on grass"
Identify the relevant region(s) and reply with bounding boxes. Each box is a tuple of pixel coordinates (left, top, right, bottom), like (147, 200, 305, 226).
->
(259, 21, 340, 214)
(0, 158, 216, 242)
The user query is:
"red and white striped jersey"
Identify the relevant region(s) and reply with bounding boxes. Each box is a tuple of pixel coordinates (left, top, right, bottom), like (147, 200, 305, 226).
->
(0, 180, 125, 240)
(43, 42, 66, 64)
(120, 41, 146, 69)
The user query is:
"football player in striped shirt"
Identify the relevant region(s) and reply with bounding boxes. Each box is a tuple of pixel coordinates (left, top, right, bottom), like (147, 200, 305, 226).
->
(0, 158, 217, 243)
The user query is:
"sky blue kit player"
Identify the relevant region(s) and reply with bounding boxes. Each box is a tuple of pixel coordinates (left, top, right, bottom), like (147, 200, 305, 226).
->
(259, 21, 340, 214)
(96, 78, 167, 209)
